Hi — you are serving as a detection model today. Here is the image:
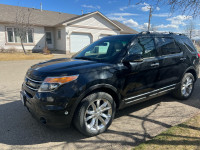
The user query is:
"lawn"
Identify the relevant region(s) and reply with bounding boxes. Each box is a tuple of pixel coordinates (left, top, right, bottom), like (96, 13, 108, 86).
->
(134, 113, 200, 150)
(0, 53, 53, 61)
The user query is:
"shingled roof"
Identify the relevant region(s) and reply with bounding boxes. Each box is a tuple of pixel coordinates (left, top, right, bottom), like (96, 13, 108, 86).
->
(112, 20, 138, 34)
(0, 4, 138, 33)
(0, 4, 78, 27)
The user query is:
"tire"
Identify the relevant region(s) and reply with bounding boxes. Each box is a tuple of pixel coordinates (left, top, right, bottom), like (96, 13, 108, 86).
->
(172, 73, 194, 100)
(73, 92, 116, 136)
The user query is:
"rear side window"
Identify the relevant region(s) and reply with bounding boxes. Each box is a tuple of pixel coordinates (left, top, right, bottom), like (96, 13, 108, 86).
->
(129, 37, 156, 58)
(156, 38, 181, 55)
(181, 38, 197, 52)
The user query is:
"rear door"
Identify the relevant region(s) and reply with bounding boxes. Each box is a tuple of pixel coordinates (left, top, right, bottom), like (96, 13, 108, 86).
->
(122, 36, 160, 104)
(155, 37, 184, 88)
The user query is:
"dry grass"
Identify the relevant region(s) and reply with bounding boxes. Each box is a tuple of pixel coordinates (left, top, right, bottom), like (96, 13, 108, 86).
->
(0, 53, 53, 61)
(134, 113, 200, 150)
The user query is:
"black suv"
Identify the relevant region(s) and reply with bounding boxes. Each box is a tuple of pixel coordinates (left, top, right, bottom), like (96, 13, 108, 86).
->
(20, 32, 199, 136)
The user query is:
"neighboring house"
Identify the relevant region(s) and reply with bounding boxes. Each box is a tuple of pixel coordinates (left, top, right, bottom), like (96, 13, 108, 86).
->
(0, 4, 138, 54)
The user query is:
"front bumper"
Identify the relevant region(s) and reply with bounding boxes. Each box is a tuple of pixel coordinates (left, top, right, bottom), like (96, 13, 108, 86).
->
(20, 87, 72, 128)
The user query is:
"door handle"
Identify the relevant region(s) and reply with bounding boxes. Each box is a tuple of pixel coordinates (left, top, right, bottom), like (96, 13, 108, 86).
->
(150, 63, 159, 67)
(180, 58, 186, 61)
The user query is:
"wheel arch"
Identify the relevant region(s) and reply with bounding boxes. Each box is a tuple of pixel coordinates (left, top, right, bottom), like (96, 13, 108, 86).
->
(184, 67, 197, 81)
(69, 84, 121, 123)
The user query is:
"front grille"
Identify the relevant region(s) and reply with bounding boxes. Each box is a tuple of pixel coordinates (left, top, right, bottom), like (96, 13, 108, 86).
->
(25, 76, 43, 91)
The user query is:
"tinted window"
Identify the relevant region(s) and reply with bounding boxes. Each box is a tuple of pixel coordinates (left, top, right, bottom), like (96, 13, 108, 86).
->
(181, 38, 197, 52)
(156, 38, 181, 55)
(129, 37, 156, 58)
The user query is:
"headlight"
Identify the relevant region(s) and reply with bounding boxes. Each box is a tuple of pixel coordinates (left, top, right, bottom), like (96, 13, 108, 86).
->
(38, 75, 79, 92)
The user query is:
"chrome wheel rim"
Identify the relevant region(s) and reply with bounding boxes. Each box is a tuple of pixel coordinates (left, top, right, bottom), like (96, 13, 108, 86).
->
(181, 76, 193, 97)
(84, 99, 112, 132)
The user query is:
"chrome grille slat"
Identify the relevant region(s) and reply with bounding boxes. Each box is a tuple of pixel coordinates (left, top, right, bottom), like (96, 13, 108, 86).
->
(25, 76, 43, 91)
(26, 76, 43, 83)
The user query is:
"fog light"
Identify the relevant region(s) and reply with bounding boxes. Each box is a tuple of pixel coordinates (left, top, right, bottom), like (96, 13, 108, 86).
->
(64, 111, 68, 115)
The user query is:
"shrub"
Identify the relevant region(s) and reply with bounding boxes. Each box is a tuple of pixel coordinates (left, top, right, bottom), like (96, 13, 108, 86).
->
(43, 46, 51, 55)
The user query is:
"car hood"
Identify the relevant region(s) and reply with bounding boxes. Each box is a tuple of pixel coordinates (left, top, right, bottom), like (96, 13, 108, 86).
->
(26, 58, 110, 80)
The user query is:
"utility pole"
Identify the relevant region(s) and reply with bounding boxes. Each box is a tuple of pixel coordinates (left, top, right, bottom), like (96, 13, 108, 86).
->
(148, 7, 152, 31)
(40, 2, 43, 12)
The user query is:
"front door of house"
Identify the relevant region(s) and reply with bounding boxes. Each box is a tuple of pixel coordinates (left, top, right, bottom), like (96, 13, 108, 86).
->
(46, 31, 53, 49)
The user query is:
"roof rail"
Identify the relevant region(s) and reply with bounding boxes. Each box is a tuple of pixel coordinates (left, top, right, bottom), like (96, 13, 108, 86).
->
(139, 31, 173, 34)
(139, 31, 186, 36)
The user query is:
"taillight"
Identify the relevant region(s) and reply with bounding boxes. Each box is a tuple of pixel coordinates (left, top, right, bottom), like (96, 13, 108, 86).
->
(198, 53, 200, 58)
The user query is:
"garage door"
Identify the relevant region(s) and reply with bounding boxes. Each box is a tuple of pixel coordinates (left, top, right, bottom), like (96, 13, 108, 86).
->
(70, 33, 92, 53)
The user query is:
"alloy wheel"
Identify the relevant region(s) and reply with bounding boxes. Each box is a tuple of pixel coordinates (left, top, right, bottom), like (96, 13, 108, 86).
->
(84, 99, 112, 132)
(181, 76, 193, 97)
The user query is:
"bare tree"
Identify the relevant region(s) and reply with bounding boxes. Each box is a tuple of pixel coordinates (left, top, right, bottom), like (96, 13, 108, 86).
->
(184, 21, 196, 39)
(15, 7, 33, 54)
(128, 0, 200, 17)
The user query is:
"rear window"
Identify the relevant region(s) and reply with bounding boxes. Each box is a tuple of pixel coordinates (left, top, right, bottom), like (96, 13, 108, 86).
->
(155, 37, 181, 55)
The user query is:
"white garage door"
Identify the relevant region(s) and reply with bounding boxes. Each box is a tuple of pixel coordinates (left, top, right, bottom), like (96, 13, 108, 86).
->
(70, 33, 92, 53)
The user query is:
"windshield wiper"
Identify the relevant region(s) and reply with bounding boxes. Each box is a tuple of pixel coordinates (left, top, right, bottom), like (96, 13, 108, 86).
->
(74, 57, 93, 60)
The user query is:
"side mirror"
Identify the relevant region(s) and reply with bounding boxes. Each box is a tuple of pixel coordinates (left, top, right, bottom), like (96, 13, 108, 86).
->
(123, 54, 143, 62)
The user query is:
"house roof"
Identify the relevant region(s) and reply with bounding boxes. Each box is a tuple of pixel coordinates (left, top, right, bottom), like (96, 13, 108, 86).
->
(0, 4, 78, 27)
(111, 20, 138, 34)
(0, 4, 138, 34)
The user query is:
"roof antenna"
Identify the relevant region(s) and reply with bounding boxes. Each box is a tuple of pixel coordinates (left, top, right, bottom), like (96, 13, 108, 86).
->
(81, 10, 83, 15)
(40, 2, 43, 12)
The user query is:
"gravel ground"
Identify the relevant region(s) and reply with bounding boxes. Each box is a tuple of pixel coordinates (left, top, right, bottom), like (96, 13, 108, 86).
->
(0, 59, 200, 150)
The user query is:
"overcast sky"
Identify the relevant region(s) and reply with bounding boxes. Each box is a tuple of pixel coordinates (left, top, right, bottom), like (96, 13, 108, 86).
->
(1, 0, 200, 38)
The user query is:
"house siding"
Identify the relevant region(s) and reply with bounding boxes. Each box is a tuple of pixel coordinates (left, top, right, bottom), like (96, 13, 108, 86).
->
(0, 24, 45, 51)
(64, 14, 120, 53)
(55, 27, 66, 52)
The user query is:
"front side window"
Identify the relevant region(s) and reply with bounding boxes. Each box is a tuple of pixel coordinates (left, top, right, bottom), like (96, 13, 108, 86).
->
(156, 37, 181, 55)
(73, 35, 134, 62)
(6, 27, 33, 43)
(129, 37, 156, 58)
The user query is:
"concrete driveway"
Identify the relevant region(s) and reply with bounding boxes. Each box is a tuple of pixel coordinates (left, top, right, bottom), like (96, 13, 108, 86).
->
(0, 59, 200, 150)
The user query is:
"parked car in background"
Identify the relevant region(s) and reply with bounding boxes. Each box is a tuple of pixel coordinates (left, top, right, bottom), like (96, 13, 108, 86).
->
(20, 32, 200, 136)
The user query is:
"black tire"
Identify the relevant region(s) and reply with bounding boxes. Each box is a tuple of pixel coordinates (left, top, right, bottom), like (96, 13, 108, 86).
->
(172, 73, 194, 100)
(73, 92, 116, 136)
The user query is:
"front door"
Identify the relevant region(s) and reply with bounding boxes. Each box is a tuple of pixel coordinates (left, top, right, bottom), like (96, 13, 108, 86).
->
(46, 31, 53, 48)
(122, 37, 159, 104)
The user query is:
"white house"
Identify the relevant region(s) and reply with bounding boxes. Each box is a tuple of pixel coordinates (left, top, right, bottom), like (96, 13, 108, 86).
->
(0, 4, 138, 54)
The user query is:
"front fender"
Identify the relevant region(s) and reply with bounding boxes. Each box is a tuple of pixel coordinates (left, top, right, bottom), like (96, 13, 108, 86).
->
(67, 83, 121, 124)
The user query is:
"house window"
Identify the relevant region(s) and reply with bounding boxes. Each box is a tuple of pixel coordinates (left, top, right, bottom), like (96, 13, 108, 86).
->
(6, 27, 34, 43)
(58, 30, 61, 39)
(28, 30, 33, 43)
(7, 28, 14, 42)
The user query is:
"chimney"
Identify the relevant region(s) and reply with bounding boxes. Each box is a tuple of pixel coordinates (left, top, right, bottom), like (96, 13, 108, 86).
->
(40, 3, 43, 12)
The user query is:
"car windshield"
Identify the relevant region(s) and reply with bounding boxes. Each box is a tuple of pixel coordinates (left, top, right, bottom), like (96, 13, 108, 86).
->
(73, 35, 134, 62)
